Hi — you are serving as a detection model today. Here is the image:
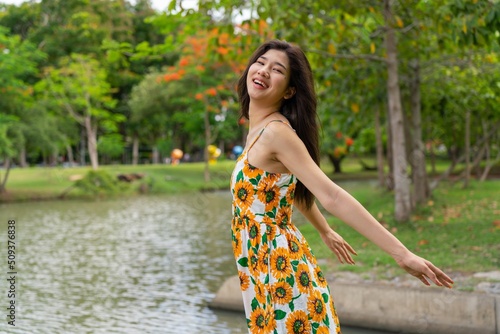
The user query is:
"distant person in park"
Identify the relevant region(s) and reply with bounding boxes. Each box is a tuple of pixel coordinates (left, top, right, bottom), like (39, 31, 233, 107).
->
(230, 39, 454, 333)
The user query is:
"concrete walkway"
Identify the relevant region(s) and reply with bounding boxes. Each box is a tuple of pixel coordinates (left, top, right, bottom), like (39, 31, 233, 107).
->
(210, 273, 500, 334)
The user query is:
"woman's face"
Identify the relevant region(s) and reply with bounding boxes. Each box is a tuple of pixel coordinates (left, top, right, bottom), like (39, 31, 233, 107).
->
(246, 49, 294, 106)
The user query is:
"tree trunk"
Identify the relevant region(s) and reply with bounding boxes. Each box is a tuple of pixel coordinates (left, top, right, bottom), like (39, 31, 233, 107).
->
(204, 108, 211, 182)
(479, 120, 500, 181)
(327, 154, 344, 173)
(375, 106, 385, 187)
(385, 102, 394, 190)
(463, 110, 471, 188)
(85, 116, 99, 170)
(428, 118, 436, 175)
(50, 151, 58, 166)
(0, 157, 12, 193)
(152, 146, 159, 164)
(384, 0, 412, 221)
(66, 143, 74, 167)
(409, 58, 429, 206)
(80, 127, 86, 166)
(431, 122, 499, 189)
(19, 147, 27, 168)
(132, 135, 139, 165)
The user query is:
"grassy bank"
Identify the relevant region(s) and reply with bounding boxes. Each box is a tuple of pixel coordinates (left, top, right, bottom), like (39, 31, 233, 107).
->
(1, 158, 498, 277)
(0, 160, 237, 201)
(0, 156, 384, 201)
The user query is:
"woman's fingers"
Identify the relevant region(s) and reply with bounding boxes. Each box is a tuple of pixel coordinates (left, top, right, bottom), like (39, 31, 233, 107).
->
(402, 257, 454, 288)
(331, 242, 356, 265)
(345, 242, 358, 256)
(322, 231, 357, 265)
(421, 261, 455, 288)
(418, 275, 431, 286)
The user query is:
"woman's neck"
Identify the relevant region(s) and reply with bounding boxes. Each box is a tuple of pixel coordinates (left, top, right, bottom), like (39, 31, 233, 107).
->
(248, 102, 281, 129)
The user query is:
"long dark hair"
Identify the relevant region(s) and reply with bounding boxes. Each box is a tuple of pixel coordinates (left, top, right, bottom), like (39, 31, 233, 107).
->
(237, 40, 320, 209)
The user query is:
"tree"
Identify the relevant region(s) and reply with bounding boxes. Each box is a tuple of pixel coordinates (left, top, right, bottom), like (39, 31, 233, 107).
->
(382, 0, 412, 221)
(0, 114, 19, 193)
(36, 54, 121, 169)
(128, 70, 177, 165)
(0, 26, 45, 192)
(159, 28, 247, 180)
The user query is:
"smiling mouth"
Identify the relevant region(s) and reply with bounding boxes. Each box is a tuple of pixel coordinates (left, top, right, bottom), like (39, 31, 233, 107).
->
(253, 79, 268, 88)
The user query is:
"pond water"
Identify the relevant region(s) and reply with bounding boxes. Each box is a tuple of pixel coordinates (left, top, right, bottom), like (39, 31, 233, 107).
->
(0, 190, 389, 333)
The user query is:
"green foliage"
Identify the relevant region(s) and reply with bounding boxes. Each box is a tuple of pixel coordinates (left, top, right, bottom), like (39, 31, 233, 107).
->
(0, 25, 49, 169)
(35, 53, 123, 168)
(1, 0, 499, 185)
(351, 128, 378, 155)
(74, 170, 128, 195)
(0, 26, 44, 88)
(97, 133, 124, 159)
(0, 114, 19, 158)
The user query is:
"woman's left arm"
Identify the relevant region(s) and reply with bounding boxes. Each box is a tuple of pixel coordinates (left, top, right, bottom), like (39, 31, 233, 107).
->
(266, 122, 454, 288)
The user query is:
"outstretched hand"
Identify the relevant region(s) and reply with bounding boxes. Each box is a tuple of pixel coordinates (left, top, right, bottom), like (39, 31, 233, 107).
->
(320, 229, 357, 265)
(395, 252, 454, 288)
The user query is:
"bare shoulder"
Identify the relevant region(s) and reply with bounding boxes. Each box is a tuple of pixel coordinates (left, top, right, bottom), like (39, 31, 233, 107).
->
(261, 119, 300, 150)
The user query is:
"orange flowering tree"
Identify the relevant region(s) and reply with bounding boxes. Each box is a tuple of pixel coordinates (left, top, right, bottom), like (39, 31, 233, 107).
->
(150, 9, 275, 180)
(325, 130, 355, 174)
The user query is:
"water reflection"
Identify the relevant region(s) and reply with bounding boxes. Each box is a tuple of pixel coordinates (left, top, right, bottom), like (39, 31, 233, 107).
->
(0, 191, 386, 333)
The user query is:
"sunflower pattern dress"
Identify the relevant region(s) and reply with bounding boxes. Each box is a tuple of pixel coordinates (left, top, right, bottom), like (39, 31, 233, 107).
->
(231, 120, 341, 334)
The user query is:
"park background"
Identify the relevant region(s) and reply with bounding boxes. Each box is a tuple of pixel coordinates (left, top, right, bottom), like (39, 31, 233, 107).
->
(0, 0, 499, 333)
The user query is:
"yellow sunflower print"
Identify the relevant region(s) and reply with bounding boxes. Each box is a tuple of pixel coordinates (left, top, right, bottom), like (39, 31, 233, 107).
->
(248, 247, 262, 278)
(285, 310, 311, 334)
(257, 181, 280, 212)
(270, 247, 292, 280)
(243, 159, 261, 179)
(239, 270, 250, 291)
(286, 233, 303, 260)
(249, 307, 268, 334)
(276, 205, 292, 229)
(271, 281, 293, 305)
(315, 267, 328, 288)
(303, 244, 318, 265)
(262, 216, 276, 240)
(286, 183, 296, 203)
(232, 228, 242, 258)
(307, 290, 327, 323)
(263, 304, 276, 333)
(234, 179, 254, 211)
(295, 263, 313, 294)
(257, 243, 270, 273)
(247, 218, 261, 248)
(254, 280, 267, 304)
(316, 326, 330, 334)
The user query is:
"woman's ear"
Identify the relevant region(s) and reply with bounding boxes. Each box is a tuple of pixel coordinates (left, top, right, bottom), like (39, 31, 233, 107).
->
(284, 87, 296, 99)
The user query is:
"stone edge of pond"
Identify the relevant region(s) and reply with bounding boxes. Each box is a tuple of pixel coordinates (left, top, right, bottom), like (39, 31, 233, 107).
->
(209, 275, 499, 334)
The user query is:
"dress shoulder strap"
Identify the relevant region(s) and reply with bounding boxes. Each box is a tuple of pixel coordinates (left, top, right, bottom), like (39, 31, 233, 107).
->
(247, 119, 295, 151)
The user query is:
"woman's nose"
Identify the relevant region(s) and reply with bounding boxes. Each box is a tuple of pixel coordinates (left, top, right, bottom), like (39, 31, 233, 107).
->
(257, 68, 269, 78)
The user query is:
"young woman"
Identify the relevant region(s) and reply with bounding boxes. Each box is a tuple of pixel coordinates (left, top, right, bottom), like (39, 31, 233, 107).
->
(230, 40, 453, 334)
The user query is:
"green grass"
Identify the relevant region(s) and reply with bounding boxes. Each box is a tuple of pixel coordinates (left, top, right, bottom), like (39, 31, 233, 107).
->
(0, 160, 237, 201)
(300, 179, 500, 277)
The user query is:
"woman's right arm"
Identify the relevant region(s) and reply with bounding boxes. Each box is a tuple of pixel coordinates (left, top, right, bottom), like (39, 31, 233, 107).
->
(294, 200, 357, 265)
